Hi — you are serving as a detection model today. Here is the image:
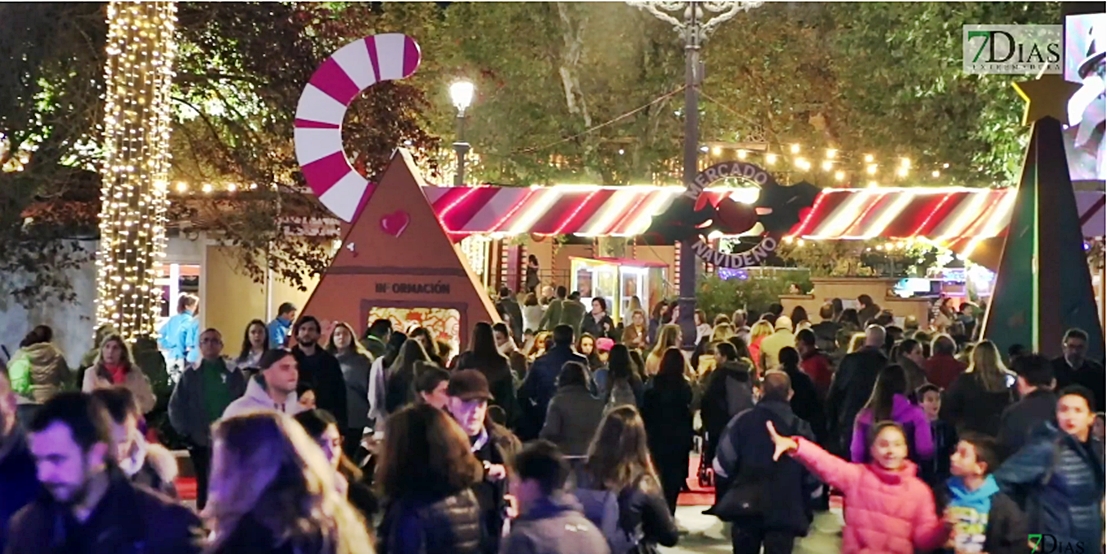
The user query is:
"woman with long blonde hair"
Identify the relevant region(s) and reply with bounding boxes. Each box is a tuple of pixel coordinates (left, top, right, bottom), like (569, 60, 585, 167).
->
(577, 406, 680, 550)
(203, 411, 373, 554)
(940, 340, 1017, 435)
(747, 320, 775, 374)
(644, 323, 682, 377)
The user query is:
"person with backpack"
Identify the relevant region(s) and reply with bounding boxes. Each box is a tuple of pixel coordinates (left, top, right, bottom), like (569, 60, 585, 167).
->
(540, 362, 605, 457)
(850, 365, 934, 465)
(700, 342, 756, 465)
(574, 406, 680, 553)
(711, 371, 819, 554)
(993, 385, 1104, 553)
(502, 440, 608, 554)
(596, 344, 643, 410)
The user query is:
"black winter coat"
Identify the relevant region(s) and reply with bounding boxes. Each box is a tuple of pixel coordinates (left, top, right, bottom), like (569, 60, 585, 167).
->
(782, 366, 825, 445)
(940, 372, 1017, 436)
(1051, 357, 1105, 412)
(378, 489, 483, 554)
(292, 346, 349, 431)
(5, 469, 203, 554)
(711, 399, 819, 535)
(641, 377, 694, 482)
(517, 346, 588, 440)
(997, 388, 1058, 459)
(208, 514, 327, 554)
(825, 347, 887, 457)
(700, 361, 755, 461)
(574, 472, 680, 552)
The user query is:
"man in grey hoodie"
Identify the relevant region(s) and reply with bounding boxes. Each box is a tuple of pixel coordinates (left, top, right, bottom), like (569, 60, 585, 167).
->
(222, 349, 306, 419)
(502, 440, 607, 554)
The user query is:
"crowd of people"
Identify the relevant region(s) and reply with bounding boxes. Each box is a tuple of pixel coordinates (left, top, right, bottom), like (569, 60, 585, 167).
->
(0, 288, 1105, 554)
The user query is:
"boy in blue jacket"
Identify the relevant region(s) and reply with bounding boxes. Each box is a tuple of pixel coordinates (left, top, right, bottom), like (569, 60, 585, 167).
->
(934, 434, 1027, 554)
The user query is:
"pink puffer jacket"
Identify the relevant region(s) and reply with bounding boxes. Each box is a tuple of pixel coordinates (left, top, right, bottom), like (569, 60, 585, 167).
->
(792, 438, 947, 553)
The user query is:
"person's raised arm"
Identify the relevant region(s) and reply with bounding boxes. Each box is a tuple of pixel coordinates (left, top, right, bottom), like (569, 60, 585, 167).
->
(769, 420, 861, 493)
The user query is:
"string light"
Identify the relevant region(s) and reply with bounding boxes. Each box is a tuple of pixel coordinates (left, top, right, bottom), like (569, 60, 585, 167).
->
(821, 160, 833, 171)
(896, 167, 909, 178)
(866, 164, 878, 175)
(94, 1, 177, 341)
(789, 144, 801, 154)
(765, 153, 777, 165)
(900, 157, 911, 169)
(711, 146, 722, 156)
(825, 149, 837, 159)
(932, 170, 941, 178)
(834, 170, 846, 181)
(736, 149, 748, 159)
(794, 158, 811, 170)
(864, 154, 875, 163)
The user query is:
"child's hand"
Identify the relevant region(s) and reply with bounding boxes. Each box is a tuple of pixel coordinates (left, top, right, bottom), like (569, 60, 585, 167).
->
(766, 421, 798, 461)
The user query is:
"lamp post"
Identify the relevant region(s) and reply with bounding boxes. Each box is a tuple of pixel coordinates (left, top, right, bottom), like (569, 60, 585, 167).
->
(628, 0, 761, 348)
(450, 80, 475, 186)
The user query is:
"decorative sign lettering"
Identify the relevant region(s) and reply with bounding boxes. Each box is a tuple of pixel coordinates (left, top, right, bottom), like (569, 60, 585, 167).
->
(687, 161, 782, 269)
(375, 282, 452, 295)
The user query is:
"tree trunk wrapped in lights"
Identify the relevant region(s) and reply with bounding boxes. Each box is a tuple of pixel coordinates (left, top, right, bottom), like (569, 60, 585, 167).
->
(95, 1, 177, 340)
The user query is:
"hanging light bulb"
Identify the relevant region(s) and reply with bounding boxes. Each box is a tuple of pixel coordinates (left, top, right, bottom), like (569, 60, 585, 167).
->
(736, 149, 748, 159)
(834, 170, 846, 181)
(825, 148, 837, 159)
(866, 164, 878, 175)
(864, 154, 875, 163)
(821, 160, 833, 171)
(765, 153, 777, 165)
(790, 144, 801, 154)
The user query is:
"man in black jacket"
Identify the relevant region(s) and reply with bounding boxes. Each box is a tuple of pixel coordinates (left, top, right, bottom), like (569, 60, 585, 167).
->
(712, 371, 819, 554)
(825, 325, 887, 459)
(448, 370, 522, 554)
(997, 354, 1058, 459)
(291, 315, 348, 433)
(1051, 328, 1105, 412)
(517, 325, 587, 440)
(6, 393, 202, 554)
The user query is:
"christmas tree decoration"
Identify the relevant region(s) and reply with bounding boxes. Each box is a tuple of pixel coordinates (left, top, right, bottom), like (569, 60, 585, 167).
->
(94, 1, 178, 340)
(981, 114, 1104, 360)
(1012, 74, 1083, 126)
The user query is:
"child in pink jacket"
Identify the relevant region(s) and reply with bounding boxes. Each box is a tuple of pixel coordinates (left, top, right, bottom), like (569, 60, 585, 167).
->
(768, 420, 950, 553)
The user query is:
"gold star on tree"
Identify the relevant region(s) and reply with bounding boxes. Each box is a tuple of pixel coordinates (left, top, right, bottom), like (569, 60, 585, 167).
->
(1012, 73, 1083, 126)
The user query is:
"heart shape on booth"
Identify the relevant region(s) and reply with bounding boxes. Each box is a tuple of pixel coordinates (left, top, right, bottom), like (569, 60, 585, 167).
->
(380, 211, 410, 237)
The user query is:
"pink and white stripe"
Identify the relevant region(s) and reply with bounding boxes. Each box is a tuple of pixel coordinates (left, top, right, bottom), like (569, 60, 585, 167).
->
(294, 34, 421, 222)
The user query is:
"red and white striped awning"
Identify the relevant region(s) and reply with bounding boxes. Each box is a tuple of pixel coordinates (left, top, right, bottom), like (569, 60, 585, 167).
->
(423, 185, 1105, 240)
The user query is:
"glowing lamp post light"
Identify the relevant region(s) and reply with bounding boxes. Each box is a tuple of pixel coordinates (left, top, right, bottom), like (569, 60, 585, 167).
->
(450, 80, 475, 186)
(627, 0, 762, 348)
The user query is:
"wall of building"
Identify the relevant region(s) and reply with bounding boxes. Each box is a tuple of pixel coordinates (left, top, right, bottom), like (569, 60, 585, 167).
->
(0, 241, 98, 368)
(202, 245, 318, 344)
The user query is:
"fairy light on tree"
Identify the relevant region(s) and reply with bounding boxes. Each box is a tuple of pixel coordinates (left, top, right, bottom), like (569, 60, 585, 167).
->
(94, 1, 177, 340)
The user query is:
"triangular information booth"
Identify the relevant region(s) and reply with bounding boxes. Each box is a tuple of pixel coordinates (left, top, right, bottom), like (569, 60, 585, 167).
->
(301, 149, 500, 349)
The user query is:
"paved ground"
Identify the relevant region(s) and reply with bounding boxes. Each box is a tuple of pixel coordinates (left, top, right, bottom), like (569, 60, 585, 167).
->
(662, 508, 843, 554)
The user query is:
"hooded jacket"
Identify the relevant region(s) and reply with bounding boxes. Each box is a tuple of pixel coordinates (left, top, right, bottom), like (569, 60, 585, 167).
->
(994, 422, 1105, 552)
(700, 361, 755, 455)
(500, 493, 608, 554)
(851, 394, 934, 463)
(932, 475, 1027, 554)
(222, 374, 305, 419)
(791, 437, 948, 553)
(8, 343, 70, 403)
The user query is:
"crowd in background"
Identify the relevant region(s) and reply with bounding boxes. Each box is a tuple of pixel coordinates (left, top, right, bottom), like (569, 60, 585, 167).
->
(0, 282, 1105, 554)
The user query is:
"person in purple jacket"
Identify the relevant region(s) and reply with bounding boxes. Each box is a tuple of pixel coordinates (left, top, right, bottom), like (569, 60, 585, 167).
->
(850, 364, 934, 465)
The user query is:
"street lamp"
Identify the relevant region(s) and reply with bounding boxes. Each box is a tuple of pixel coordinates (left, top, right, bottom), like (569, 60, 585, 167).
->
(628, 0, 762, 349)
(450, 80, 475, 186)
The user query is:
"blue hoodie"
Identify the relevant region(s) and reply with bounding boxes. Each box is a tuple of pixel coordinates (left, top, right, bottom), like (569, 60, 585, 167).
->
(944, 474, 998, 552)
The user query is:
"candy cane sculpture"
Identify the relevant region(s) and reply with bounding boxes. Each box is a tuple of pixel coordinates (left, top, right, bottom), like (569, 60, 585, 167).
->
(294, 34, 422, 222)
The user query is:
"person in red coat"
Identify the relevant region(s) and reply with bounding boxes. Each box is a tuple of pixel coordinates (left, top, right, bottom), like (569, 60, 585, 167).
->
(795, 329, 832, 398)
(924, 334, 966, 389)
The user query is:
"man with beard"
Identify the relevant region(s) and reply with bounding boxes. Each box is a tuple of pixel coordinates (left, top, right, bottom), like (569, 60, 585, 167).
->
(6, 392, 202, 554)
(290, 315, 348, 434)
(0, 366, 38, 552)
(1051, 328, 1105, 412)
